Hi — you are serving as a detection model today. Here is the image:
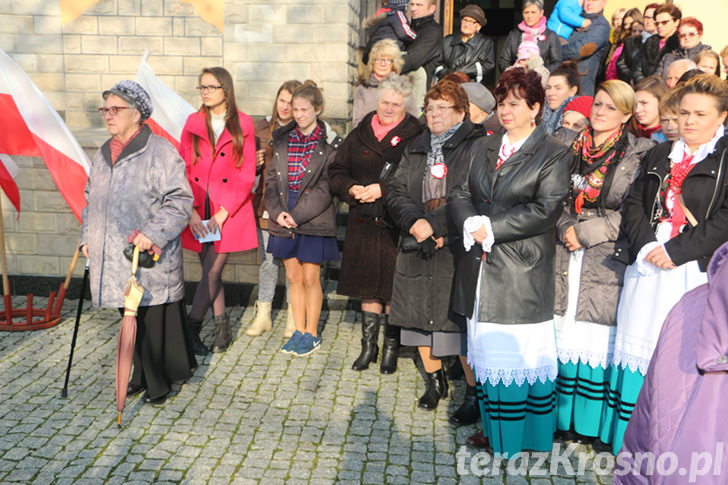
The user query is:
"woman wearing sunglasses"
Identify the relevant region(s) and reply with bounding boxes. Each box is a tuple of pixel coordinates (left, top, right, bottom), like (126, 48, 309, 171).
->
(633, 3, 681, 82)
(180, 67, 257, 355)
(655, 17, 711, 80)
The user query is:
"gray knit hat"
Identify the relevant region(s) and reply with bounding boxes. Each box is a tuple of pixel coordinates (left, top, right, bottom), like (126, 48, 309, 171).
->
(103, 80, 153, 121)
(462, 82, 495, 114)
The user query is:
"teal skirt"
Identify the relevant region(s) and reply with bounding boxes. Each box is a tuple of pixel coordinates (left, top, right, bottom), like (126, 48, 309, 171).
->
(556, 361, 612, 439)
(600, 364, 645, 455)
(478, 379, 557, 456)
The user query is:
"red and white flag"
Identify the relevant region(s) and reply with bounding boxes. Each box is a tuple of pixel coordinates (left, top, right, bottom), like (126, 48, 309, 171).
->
(135, 52, 196, 150)
(0, 49, 90, 221)
(0, 155, 20, 215)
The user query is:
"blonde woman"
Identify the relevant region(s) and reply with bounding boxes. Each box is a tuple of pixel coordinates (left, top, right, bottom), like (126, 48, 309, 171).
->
(353, 39, 419, 127)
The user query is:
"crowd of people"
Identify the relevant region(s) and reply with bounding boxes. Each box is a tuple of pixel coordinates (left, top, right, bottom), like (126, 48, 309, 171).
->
(79, 0, 728, 467)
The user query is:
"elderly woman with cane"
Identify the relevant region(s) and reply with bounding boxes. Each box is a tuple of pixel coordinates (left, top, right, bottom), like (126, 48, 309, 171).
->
(81, 80, 196, 406)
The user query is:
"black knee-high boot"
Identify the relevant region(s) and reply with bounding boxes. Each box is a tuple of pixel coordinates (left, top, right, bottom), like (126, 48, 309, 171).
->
(352, 311, 380, 371)
(380, 316, 399, 374)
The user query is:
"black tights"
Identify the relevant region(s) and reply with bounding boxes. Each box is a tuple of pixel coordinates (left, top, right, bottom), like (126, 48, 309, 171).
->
(189, 243, 229, 320)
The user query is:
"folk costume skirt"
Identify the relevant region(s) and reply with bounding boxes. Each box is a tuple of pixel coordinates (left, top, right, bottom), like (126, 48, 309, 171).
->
(468, 264, 558, 456)
(604, 223, 707, 455)
(554, 249, 617, 440)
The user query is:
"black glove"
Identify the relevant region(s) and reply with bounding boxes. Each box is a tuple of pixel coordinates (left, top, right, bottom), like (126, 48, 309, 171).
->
(417, 238, 437, 260)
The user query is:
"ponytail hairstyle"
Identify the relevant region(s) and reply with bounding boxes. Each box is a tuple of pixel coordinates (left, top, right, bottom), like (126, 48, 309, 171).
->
(549, 60, 582, 95)
(269, 80, 302, 138)
(292, 80, 324, 117)
(193, 67, 245, 167)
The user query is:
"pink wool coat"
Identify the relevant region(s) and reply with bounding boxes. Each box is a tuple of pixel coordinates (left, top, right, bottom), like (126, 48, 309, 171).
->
(179, 110, 257, 253)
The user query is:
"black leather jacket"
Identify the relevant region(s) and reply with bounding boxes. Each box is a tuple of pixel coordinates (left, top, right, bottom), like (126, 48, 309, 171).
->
(633, 32, 679, 83)
(617, 137, 728, 272)
(616, 35, 642, 84)
(448, 126, 569, 323)
(434, 32, 494, 84)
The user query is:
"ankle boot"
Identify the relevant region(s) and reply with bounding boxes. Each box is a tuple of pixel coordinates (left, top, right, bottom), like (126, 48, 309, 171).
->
(283, 304, 295, 338)
(449, 384, 480, 426)
(212, 313, 232, 353)
(418, 368, 448, 410)
(352, 311, 380, 371)
(245, 301, 272, 336)
(188, 317, 209, 356)
(379, 316, 399, 374)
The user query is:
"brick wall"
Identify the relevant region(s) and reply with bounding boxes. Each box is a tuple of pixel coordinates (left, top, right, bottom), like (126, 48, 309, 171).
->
(0, 0, 363, 283)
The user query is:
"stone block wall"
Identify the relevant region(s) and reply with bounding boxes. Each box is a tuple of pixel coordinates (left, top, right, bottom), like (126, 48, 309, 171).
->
(0, 0, 365, 283)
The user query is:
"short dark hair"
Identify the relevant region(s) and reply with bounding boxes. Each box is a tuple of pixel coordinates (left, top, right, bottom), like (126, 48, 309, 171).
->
(679, 73, 728, 113)
(424, 80, 470, 116)
(655, 3, 682, 22)
(549, 61, 582, 94)
(494, 68, 545, 123)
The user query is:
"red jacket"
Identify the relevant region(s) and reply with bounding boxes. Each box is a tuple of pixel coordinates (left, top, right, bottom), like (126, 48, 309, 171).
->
(179, 109, 257, 253)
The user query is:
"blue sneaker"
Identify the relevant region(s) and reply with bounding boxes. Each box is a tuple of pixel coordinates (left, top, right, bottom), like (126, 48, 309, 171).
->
(281, 330, 303, 354)
(293, 332, 321, 356)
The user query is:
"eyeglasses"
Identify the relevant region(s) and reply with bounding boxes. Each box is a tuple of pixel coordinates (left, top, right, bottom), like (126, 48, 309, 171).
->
(374, 58, 393, 64)
(655, 19, 673, 27)
(643, 15, 653, 20)
(98, 106, 130, 116)
(196, 85, 223, 93)
(425, 105, 455, 115)
(678, 32, 699, 39)
(461, 17, 479, 25)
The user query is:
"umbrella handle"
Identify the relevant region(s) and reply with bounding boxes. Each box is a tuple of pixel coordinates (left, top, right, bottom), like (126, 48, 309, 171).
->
(132, 246, 140, 276)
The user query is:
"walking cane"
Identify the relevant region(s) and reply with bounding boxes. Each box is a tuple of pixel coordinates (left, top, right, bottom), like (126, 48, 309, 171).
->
(61, 259, 89, 398)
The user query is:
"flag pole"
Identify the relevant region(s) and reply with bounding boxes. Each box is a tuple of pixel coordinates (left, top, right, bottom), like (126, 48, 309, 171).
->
(0, 194, 10, 297)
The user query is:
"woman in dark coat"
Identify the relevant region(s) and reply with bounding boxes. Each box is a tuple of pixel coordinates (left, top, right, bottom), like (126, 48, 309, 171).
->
(448, 69, 569, 456)
(386, 80, 485, 412)
(606, 74, 728, 455)
(499, 0, 562, 73)
(329, 74, 422, 374)
(632, 3, 681, 83)
(552, 80, 654, 446)
(432, 5, 494, 85)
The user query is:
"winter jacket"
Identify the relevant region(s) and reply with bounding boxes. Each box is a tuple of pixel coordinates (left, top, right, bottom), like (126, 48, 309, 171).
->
(329, 112, 422, 300)
(362, 8, 417, 64)
(253, 116, 274, 229)
(179, 109, 257, 253)
(561, 11, 611, 96)
(386, 120, 485, 332)
(554, 133, 654, 326)
(615, 240, 728, 484)
(499, 26, 563, 72)
(433, 32, 495, 84)
(617, 136, 728, 272)
(449, 125, 570, 323)
(633, 32, 680, 83)
(547, 0, 586, 40)
(616, 36, 643, 84)
(654, 43, 712, 80)
(264, 121, 342, 238)
(81, 125, 193, 308)
(402, 14, 442, 88)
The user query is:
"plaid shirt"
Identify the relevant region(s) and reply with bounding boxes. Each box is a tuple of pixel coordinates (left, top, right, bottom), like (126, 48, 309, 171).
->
(287, 124, 322, 191)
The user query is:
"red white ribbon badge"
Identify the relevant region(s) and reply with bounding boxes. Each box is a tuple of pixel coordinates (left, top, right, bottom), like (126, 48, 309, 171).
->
(391, 136, 401, 146)
(430, 163, 447, 179)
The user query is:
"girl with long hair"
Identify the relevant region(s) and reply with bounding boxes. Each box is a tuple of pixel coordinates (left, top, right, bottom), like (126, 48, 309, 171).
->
(180, 67, 257, 354)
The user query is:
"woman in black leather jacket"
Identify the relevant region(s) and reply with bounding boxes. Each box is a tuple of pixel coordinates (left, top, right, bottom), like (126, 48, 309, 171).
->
(448, 69, 569, 456)
(432, 4, 494, 85)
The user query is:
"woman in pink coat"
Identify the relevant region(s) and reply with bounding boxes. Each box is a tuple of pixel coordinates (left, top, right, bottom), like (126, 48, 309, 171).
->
(180, 67, 257, 355)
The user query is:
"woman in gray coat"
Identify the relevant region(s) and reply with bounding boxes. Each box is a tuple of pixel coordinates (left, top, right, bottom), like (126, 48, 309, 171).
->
(81, 80, 196, 406)
(552, 80, 654, 445)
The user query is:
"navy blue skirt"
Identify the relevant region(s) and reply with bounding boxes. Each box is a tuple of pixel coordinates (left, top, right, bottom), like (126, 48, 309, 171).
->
(267, 190, 339, 264)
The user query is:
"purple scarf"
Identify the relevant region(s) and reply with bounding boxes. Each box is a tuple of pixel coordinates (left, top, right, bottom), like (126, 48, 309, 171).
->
(518, 16, 547, 43)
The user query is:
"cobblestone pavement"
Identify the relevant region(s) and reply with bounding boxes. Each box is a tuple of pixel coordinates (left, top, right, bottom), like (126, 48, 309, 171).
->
(0, 295, 615, 484)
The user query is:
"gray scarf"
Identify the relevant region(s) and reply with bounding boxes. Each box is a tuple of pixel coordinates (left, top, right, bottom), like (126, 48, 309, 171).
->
(423, 122, 462, 202)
